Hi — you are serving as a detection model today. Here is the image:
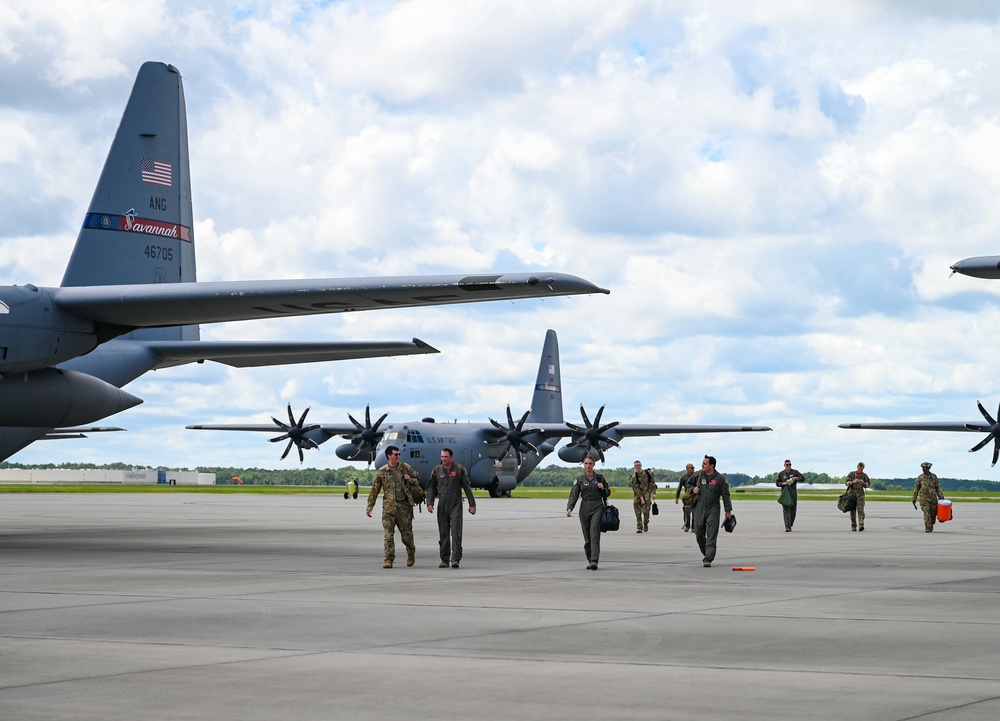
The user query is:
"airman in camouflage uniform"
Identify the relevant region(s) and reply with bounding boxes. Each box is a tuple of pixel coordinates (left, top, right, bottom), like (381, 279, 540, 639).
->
(674, 462, 696, 531)
(426, 447, 477, 568)
(912, 461, 945, 533)
(845, 462, 870, 531)
(366, 445, 421, 568)
(629, 460, 657, 533)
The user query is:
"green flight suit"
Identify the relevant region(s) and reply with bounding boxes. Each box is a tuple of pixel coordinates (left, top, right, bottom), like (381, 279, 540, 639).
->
(691, 470, 732, 564)
(427, 462, 476, 563)
(567, 472, 610, 565)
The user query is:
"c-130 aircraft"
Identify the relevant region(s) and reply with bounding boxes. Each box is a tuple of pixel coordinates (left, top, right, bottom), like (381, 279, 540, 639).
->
(838, 254, 1000, 466)
(0, 62, 606, 462)
(189, 329, 772, 496)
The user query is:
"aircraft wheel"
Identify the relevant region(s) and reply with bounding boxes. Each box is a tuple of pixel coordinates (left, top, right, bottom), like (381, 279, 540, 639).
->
(344, 492, 349, 499)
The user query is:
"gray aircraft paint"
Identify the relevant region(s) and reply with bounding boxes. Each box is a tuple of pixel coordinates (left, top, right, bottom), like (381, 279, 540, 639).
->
(0, 62, 606, 462)
(189, 329, 771, 495)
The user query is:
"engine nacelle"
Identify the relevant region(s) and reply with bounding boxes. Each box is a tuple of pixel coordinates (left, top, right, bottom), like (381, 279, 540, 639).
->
(468, 457, 499, 487)
(557, 445, 601, 463)
(335, 443, 366, 461)
(0, 368, 142, 427)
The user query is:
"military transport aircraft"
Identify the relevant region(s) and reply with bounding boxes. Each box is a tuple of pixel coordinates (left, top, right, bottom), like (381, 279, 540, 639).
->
(840, 400, 1000, 466)
(838, 254, 1000, 466)
(188, 329, 772, 495)
(0, 62, 605, 462)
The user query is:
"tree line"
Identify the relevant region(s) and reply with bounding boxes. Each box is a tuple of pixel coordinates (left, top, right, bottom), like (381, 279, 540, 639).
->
(4, 461, 999, 491)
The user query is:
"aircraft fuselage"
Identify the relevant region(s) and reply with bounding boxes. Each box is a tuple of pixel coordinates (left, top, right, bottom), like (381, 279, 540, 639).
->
(347, 420, 552, 495)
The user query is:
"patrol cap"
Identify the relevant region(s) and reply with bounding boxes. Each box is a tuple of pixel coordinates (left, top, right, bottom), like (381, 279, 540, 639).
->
(921, 462, 932, 469)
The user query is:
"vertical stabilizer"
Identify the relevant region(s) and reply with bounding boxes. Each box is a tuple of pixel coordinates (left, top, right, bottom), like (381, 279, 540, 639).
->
(528, 329, 563, 424)
(61, 62, 197, 341)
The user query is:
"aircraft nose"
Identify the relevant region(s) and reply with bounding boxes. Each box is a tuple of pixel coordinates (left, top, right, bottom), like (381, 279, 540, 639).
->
(950, 255, 1000, 279)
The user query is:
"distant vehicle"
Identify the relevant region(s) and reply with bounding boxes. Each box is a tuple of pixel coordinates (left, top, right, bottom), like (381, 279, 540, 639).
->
(189, 329, 772, 496)
(840, 400, 1000, 466)
(0, 62, 605, 462)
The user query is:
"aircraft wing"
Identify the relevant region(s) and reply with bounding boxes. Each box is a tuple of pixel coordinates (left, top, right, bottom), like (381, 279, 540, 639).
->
(52, 273, 608, 329)
(525, 423, 773, 438)
(144, 338, 438, 368)
(186, 422, 358, 435)
(41, 427, 126, 439)
(839, 422, 991, 433)
(607, 424, 773, 436)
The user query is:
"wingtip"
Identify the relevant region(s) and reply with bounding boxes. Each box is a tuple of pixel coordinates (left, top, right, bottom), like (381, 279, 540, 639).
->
(411, 337, 441, 353)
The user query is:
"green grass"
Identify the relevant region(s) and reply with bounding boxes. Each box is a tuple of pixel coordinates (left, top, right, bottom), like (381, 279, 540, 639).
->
(0, 484, 348, 494)
(1, 485, 998, 502)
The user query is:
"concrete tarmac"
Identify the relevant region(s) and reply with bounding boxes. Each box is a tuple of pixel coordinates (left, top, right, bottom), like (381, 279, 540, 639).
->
(2, 493, 999, 720)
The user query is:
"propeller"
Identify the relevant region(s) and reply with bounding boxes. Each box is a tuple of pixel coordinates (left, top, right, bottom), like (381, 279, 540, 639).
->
(969, 400, 1000, 466)
(270, 404, 320, 463)
(564, 404, 621, 463)
(485, 405, 542, 466)
(347, 405, 389, 466)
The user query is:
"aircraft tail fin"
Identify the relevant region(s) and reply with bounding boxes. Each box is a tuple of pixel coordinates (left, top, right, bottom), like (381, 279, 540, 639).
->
(61, 61, 197, 342)
(528, 329, 563, 424)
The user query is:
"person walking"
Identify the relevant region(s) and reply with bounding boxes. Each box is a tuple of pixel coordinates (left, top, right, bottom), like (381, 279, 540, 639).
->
(674, 462, 696, 531)
(912, 461, 945, 533)
(566, 457, 610, 570)
(776, 459, 803, 532)
(845, 462, 870, 532)
(426, 448, 477, 568)
(629, 459, 657, 533)
(690, 455, 733, 567)
(366, 446, 421, 568)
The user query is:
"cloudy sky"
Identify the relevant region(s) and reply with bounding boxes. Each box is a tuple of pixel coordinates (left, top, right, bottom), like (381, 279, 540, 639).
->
(4, 0, 1000, 479)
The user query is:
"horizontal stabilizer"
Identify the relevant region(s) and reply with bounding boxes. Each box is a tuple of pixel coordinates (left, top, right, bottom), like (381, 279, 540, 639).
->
(145, 338, 439, 368)
(52, 274, 608, 330)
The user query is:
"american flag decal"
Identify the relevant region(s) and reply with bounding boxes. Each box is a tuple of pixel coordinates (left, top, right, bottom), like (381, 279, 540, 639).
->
(141, 158, 172, 187)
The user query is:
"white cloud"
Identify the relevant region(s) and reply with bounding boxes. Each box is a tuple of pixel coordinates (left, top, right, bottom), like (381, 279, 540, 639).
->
(6, 1, 1000, 479)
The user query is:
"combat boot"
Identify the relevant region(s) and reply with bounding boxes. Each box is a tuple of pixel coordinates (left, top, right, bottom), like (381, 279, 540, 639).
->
(406, 552, 415, 567)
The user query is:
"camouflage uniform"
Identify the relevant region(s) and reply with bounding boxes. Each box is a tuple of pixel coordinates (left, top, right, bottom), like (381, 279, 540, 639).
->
(912, 465, 944, 533)
(691, 470, 732, 565)
(629, 468, 656, 532)
(426, 462, 476, 564)
(845, 469, 870, 531)
(567, 472, 610, 566)
(675, 470, 696, 531)
(366, 461, 421, 565)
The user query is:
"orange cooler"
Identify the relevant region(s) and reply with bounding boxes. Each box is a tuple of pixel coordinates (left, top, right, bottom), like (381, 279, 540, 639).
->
(937, 499, 953, 522)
